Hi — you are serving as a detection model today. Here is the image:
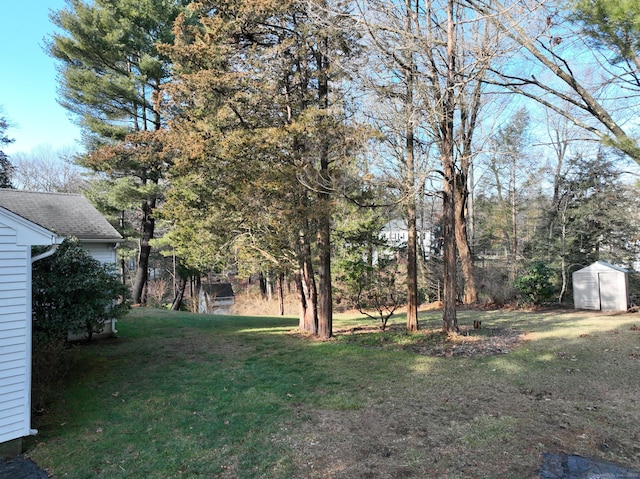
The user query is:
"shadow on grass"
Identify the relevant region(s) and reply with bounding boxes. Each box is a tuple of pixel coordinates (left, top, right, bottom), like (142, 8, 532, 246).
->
(28, 307, 640, 479)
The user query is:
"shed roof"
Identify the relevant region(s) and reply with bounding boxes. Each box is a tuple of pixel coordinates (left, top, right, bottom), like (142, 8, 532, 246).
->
(202, 283, 235, 298)
(574, 260, 628, 274)
(0, 189, 122, 241)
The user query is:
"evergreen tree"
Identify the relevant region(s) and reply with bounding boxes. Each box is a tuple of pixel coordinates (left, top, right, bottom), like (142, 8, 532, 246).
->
(562, 151, 639, 266)
(48, 0, 189, 304)
(162, 0, 362, 338)
(535, 149, 640, 300)
(572, 0, 640, 73)
(0, 112, 14, 188)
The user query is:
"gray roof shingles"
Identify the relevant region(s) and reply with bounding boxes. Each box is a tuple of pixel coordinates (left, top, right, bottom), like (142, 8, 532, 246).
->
(0, 189, 122, 241)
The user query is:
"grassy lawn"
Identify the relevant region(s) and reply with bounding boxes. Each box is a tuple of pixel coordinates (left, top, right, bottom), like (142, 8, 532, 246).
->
(26, 307, 640, 478)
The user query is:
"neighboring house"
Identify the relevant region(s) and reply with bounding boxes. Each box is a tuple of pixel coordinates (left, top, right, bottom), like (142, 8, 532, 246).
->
(380, 219, 433, 257)
(0, 206, 63, 447)
(0, 189, 122, 264)
(0, 189, 123, 338)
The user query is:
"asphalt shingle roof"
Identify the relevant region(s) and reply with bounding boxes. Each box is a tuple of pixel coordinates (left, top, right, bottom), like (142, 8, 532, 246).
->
(0, 189, 122, 241)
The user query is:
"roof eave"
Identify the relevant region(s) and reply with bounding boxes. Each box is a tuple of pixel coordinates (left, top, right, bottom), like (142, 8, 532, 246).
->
(76, 237, 124, 244)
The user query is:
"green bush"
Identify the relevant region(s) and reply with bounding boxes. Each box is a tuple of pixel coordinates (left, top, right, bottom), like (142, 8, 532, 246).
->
(513, 261, 555, 305)
(32, 238, 131, 342)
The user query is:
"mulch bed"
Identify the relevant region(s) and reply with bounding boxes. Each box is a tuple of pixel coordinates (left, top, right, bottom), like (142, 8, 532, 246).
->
(408, 327, 526, 358)
(333, 322, 527, 358)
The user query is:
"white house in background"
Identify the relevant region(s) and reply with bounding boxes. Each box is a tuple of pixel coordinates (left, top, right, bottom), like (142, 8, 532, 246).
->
(0, 189, 123, 339)
(380, 219, 433, 256)
(572, 261, 629, 312)
(0, 206, 63, 446)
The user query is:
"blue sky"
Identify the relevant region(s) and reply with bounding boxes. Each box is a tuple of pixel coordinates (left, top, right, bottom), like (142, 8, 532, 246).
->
(0, 0, 82, 155)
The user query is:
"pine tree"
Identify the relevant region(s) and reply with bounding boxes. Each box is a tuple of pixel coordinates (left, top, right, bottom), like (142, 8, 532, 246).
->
(162, 0, 362, 338)
(0, 113, 14, 188)
(48, 0, 189, 303)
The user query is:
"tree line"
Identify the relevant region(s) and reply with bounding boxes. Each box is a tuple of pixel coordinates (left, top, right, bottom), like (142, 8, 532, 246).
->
(3, 0, 640, 338)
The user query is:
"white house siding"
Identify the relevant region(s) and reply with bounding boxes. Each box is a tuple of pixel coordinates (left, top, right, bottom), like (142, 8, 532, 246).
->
(0, 223, 31, 443)
(81, 242, 118, 265)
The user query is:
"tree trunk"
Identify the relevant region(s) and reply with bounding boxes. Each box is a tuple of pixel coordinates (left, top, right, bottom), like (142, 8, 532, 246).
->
(404, 0, 419, 332)
(441, 0, 458, 333)
(558, 198, 569, 303)
(315, 33, 333, 340)
(407, 141, 419, 331)
(456, 72, 481, 304)
(278, 272, 285, 316)
(298, 227, 318, 335)
(132, 196, 155, 304)
(509, 159, 518, 282)
(259, 272, 267, 298)
(317, 217, 332, 339)
(454, 172, 478, 303)
(171, 275, 187, 311)
(442, 167, 458, 332)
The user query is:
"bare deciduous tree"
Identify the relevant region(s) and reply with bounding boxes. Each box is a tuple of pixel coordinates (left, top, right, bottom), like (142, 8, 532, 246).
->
(464, 0, 640, 163)
(11, 145, 86, 193)
(353, 0, 505, 331)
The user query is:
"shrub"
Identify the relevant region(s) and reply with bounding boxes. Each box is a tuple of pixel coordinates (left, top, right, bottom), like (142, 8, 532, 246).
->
(476, 265, 518, 306)
(146, 279, 170, 308)
(32, 238, 131, 342)
(513, 261, 555, 305)
(336, 256, 406, 330)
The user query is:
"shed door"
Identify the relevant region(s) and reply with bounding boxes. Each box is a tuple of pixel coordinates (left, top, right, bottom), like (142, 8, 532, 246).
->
(577, 273, 600, 310)
(599, 272, 619, 311)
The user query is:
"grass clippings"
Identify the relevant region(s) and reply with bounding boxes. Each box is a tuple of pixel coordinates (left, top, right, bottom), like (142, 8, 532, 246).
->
(26, 307, 640, 479)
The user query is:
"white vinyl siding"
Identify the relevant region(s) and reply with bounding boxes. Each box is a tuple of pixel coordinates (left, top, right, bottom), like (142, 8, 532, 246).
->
(0, 223, 31, 443)
(81, 242, 118, 265)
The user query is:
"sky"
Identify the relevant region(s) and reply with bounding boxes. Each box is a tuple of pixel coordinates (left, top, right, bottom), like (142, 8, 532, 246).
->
(0, 0, 82, 155)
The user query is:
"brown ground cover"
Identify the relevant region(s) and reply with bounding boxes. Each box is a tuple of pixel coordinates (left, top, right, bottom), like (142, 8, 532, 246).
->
(279, 308, 640, 479)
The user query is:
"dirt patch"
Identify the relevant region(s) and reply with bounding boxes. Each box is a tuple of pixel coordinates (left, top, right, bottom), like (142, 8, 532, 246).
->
(283, 400, 537, 478)
(333, 324, 526, 358)
(154, 330, 255, 363)
(408, 327, 526, 358)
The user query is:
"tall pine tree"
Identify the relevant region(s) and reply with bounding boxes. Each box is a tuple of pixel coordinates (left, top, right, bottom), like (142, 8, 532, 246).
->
(48, 0, 189, 303)
(0, 113, 14, 188)
(162, 0, 362, 337)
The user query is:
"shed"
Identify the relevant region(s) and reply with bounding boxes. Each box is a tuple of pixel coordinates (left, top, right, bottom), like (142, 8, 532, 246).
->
(572, 261, 629, 311)
(198, 283, 235, 314)
(0, 207, 63, 445)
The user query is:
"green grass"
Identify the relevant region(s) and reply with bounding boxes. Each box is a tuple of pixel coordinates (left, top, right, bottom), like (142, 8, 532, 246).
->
(26, 307, 640, 478)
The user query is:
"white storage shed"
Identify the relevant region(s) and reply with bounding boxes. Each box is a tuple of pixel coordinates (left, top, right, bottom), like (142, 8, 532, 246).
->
(572, 261, 629, 311)
(0, 207, 62, 445)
